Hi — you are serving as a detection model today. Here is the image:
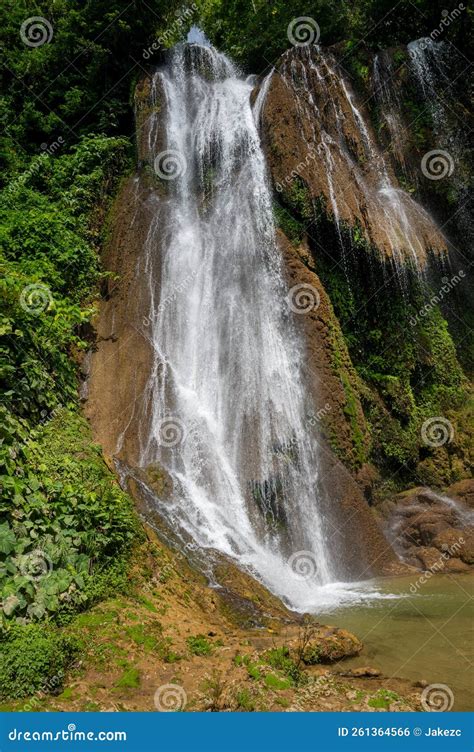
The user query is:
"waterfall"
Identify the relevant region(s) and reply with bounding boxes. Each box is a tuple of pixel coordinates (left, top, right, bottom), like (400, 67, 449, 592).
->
(373, 51, 408, 171)
(279, 46, 445, 272)
(407, 39, 452, 130)
(407, 38, 472, 243)
(138, 43, 339, 610)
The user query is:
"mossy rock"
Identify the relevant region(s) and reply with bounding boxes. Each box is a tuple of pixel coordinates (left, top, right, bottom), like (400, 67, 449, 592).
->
(302, 627, 363, 664)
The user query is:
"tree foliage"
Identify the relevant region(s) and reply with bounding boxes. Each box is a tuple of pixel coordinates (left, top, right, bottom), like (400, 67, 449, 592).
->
(196, 0, 472, 71)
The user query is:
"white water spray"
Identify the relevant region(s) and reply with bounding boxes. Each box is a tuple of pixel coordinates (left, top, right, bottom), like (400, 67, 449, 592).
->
(138, 44, 341, 611)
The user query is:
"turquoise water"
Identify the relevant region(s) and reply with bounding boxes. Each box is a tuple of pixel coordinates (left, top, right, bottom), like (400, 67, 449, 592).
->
(317, 573, 474, 711)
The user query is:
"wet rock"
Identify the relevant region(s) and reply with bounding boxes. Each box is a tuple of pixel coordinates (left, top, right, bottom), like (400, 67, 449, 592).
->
(383, 486, 474, 570)
(445, 479, 474, 510)
(412, 546, 448, 571)
(432, 528, 474, 565)
(302, 627, 363, 664)
(443, 557, 470, 573)
(346, 666, 381, 678)
(261, 47, 446, 266)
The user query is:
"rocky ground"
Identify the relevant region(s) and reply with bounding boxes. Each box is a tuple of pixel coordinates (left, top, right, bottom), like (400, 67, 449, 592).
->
(2, 526, 429, 713)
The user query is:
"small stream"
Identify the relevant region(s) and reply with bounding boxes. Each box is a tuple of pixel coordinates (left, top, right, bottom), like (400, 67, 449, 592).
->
(316, 573, 474, 711)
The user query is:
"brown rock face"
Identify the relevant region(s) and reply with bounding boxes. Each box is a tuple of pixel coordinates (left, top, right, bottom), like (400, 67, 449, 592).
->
(260, 46, 446, 267)
(447, 479, 474, 510)
(85, 72, 169, 467)
(383, 485, 474, 570)
(83, 174, 156, 466)
(276, 230, 369, 469)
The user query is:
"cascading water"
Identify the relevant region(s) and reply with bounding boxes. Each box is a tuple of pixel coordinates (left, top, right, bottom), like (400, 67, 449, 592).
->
(407, 38, 472, 243)
(373, 51, 408, 172)
(407, 39, 453, 131)
(279, 46, 446, 273)
(138, 43, 340, 611)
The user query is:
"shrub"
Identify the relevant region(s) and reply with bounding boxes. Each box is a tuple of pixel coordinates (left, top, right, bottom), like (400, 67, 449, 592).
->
(187, 634, 213, 656)
(0, 624, 79, 699)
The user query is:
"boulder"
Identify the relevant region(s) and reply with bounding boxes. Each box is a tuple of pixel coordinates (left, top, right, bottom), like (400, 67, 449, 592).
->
(301, 627, 363, 664)
(431, 528, 474, 565)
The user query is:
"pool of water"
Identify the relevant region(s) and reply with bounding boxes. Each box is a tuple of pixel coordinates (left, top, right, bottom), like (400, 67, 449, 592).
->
(315, 573, 474, 711)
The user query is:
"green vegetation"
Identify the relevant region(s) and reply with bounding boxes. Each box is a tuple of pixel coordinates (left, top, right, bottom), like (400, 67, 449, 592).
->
(0, 623, 79, 699)
(187, 634, 213, 656)
(0, 0, 471, 707)
(367, 688, 402, 710)
(264, 673, 292, 690)
(198, 0, 470, 72)
(313, 226, 469, 485)
(234, 687, 256, 711)
(0, 410, 140, 624)
(0, 1, 172, 699)
(115, 666, 141, 689)
(264, 646, 304, 686)
(0, 0, 181, 164)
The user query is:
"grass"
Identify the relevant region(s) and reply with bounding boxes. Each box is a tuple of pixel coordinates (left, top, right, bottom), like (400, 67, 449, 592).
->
(187, 634, 213, 656)
(115, 667, 140, 689)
